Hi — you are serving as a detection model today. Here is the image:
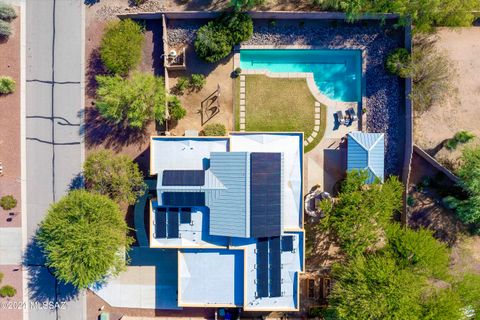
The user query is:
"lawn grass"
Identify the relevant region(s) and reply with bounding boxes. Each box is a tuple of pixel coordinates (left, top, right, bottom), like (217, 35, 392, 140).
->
(238, 75, 326, 152)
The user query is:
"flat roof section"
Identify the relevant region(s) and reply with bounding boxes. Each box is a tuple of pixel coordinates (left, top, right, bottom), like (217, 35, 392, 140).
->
(178, 249, 244, 307)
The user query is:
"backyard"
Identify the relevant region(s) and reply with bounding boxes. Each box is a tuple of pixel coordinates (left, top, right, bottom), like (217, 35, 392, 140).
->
(236, 75, 327, 152)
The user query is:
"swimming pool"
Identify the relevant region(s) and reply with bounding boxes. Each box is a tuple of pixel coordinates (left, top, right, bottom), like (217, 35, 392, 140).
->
(240, 49, 362, 103)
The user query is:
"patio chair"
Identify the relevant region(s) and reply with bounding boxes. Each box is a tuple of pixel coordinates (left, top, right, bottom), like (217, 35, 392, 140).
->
(336, 110, 345, 125)
(348, 107, 358, 121)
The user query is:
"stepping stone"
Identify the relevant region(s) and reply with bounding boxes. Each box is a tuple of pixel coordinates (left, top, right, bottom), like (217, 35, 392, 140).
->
(240, 87, 245, 94)
(315, 102, 320, 107)
(311, 131, 318, 139)
(240, 105, 245, 112)
(304, 140, 309, 146)
(240, 123, 245, 130)
(240, 75, 245, 81)
(240, 99, 245, 105)
(240, 118, 245, 124)
(314, 125, 320, 132)
(307, 136, 313, 143)
(315, 119, 320, 125)
(315, 113, 320, 119)
(315, 107, 321, 112)
(240, 82, 245, 88)
(240, 93, 245, 99)
(240, 111, 246, 117)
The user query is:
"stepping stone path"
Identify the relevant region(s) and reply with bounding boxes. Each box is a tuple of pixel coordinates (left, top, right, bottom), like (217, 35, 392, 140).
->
(238, 75, 321, 143)
(239, 75, 246, 131)
(304, 102, 322, 147)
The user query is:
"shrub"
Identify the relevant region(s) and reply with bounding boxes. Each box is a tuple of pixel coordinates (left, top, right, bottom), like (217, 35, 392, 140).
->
(218, 12, 253, 45)
(0, 272, 3, 283)
(230, 0, 265, 11)
(386, 48, 411, 78)
(203, 123, 227, 136)
(37, 190, 133, 289)
(0, 285, 16, 298)
(0, 76, 15, 94)
(96, 73, 166, 129)
(0, 195, 17, 210)
(168, 96, 187, 121)
(84, 150, 146, 205)
(100, 19, 144, 76)
(0, 2, 17, 20)
(0, 20, 11, 38)
(194, 21, 232, 63)
(234, 67, 242, 77)
(189, 74, 206, 91)
(445, 131, 475, 150)
(173, 76, 189, 95)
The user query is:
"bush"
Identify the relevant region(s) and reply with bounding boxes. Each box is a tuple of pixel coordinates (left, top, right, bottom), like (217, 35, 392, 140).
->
(84, 150, 146, 205)
(96, 73, 166, 129)
(234, 67, 242, 77)
(217, 12, 253, 45)
(194, 21, 232, 63)
(0, 2, 17, 20)
(0, 285, 16, 298)
(173, 76, 189, 95)
(0, 195, 17, 210)
(203, 123, 227, 136)
(168, 96, 187, 121)
(189, 74, 206, 91)
(0, 20, 11, 38)
(445, 131, 475, 150)
(100, 19, 144, 76)
(0, 76, 15, 94)
(386, 48, 411, 78)
(37, 190, 133, 289)
(230, 0, 265, 11)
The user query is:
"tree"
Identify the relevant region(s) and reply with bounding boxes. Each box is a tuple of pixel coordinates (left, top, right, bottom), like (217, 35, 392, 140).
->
(329, 253, 425, 320)
(230, 0, 265, 11)
(455, 273, 480, 315)
(217, 12, 254, 45)
(0, 76, 15, 94)
(194, 21, 232, 63)
(37, 190, 133, 289)
(0, 195, 17, 210)
(95, 73, 166, 129)
(446, 131, 475, 150)
(83, 150, 146, 205)
(173, 76, 189, 95)
(168, 96, 187, 121)
(421, 288, 463, 320)
(189, 74, 206, 91)
(203, 123, 227, 136)
(385, 48, 411, 78)
(100, 19, 144, 76)
(0, 2, 17, 20)
(0, 20, 10, 38)
(321, 170, 403, 257)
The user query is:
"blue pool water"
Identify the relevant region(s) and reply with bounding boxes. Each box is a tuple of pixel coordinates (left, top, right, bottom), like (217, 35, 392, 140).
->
(240, 49, 362, 102)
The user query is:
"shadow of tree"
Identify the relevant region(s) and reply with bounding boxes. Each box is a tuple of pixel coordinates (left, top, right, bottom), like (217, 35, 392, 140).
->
(425, 139, 448, 157)
(83, 107, 149, 152)
(23, 236, 80, 304)
(86, 48, 108, 99)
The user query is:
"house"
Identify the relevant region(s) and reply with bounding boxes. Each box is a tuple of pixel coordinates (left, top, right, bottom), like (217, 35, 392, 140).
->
(347, 132, 385, 183)
(147, 133, 305, 311)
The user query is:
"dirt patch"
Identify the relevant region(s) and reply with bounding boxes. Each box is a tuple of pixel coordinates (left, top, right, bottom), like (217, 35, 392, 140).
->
(415, 28, 480, 162)
(0, 265, 23, 320)
(451, 236, 480, 275)
(0, 9, 21, 228)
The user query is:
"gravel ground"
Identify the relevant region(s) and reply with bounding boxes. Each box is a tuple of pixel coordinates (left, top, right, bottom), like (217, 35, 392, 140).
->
(167, 19, 405, 176)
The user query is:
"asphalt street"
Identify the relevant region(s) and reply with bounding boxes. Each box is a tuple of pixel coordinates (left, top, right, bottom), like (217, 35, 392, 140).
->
(26, 0, 85, 319)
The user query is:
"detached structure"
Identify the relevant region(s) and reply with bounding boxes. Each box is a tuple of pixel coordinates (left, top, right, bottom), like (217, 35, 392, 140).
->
(147, 133, 305, 311)
(347, 132, 385, 183)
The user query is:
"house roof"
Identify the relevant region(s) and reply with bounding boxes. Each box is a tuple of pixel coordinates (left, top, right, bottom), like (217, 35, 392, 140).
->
(347, 132, 385, 183)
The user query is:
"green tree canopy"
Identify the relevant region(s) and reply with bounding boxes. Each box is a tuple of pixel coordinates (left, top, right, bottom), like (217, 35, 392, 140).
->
(95, 72, 166, 129)
(37, 190, 133, 289)
(194, 21, 232, 63)
(100, 19, 144, 76)
(321, 170, 403, 257)
(83, 150, 146, 205)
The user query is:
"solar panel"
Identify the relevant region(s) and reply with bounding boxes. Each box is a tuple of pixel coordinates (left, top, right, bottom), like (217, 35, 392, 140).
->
(250, 153, 282, 238)
(269, 237, 282, 297)
(162, 170, 205, 186)
(162, 192, 205, 206)
(282, 236, 294, 252)
(256, 238, 269, 298)
(155, 208, 167, 239)
(180, 207, 192, 224)
(167, 208, 179, 238)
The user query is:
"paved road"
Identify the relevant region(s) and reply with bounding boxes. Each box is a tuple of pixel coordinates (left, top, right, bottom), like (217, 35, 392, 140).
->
(26, 0, 85, 319)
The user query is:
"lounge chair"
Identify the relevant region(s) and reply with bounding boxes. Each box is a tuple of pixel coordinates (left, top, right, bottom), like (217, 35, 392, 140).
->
(336, 110, 345, 125)
(348, 107, 358, 121)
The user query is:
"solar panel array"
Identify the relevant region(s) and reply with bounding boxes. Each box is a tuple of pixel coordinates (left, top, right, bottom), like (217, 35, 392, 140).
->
(256, 237, 282, 298)
(154, 207, 181, 239)
(250, 153, 282, 238)
(162, 192, 205, 206)
(281, 236, 294, 252)
(162, 170, 205, 186)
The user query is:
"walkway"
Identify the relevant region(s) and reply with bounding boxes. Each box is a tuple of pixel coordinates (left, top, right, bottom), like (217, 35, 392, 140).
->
(25, 0, 85, 319)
